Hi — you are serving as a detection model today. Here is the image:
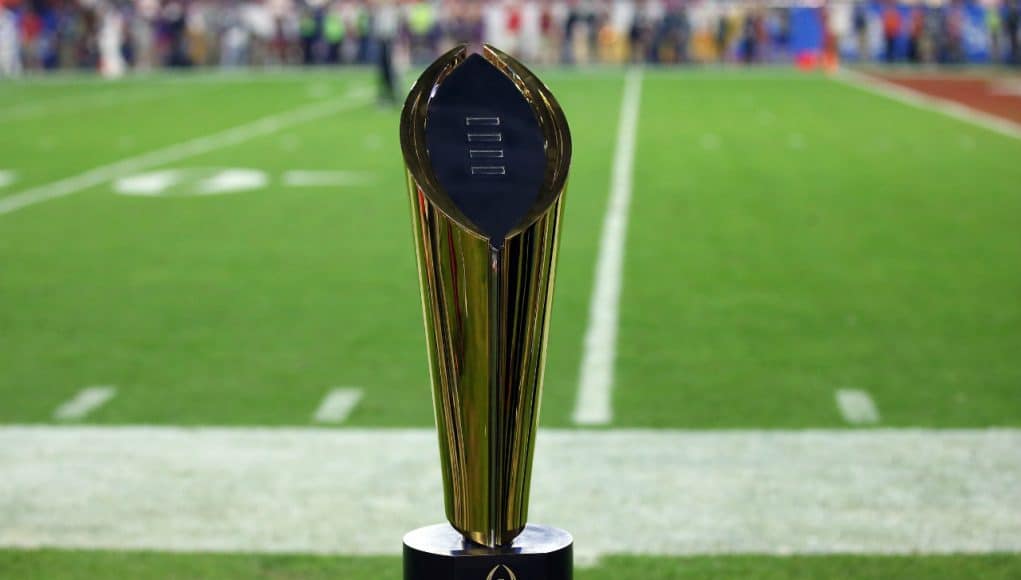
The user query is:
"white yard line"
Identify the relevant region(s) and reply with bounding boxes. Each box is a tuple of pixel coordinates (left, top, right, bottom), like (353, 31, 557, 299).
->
(835, 389, 880, 425)
(52, 387, 117, 421)
(573, 68, 643, 426)
(313, 388, 363, 424)
(834, 69, 1021, 141)
(282, 170, 376, 187)
(0, 426, 1018, 559)
(0, 88, 370, 217)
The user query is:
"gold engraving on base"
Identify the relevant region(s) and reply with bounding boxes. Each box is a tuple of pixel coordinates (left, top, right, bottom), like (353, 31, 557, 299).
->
(486, 564, 519, 580)
(401, 44, 571, 547)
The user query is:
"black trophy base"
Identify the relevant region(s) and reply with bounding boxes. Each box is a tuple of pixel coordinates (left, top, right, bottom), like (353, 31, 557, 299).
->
(403, 523, 572, 580)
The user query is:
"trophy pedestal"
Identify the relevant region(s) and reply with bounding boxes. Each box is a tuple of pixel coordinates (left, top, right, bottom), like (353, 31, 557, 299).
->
(403, 523, 572, 580)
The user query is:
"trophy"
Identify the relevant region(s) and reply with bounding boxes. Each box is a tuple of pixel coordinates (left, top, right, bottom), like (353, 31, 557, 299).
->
(400, 44, 573, 580)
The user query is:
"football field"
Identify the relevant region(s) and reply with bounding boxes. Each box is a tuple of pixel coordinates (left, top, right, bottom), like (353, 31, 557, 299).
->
(1, 68, 1020, 579)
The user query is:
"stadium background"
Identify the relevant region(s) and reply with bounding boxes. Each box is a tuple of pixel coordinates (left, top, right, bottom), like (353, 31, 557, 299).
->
(2, 1, 1021, 579)
(1, 0, 1020, 74)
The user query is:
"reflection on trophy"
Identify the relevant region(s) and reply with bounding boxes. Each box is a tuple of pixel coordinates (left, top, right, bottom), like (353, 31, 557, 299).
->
(400, 44, 573, 580)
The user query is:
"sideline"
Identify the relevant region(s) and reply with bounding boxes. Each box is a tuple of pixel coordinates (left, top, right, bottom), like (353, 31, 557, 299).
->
(834, 69, 1021, 141)
(2, 425, 1017, 559)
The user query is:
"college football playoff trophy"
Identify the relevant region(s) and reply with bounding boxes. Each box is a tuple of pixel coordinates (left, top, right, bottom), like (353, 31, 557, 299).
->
(400, 44, 573, 580)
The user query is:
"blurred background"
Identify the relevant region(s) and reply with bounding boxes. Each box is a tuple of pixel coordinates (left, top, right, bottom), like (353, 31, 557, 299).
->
(1, 0, 1020, 78)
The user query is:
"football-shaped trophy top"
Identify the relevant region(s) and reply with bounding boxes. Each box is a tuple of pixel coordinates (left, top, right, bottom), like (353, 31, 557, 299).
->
(401, 44, 571, 249)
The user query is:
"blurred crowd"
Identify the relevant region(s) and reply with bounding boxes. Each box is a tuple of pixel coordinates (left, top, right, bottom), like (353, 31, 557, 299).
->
(1, 0, 1020, 77)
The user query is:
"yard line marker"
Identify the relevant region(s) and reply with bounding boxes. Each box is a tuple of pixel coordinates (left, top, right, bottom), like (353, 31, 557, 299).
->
(833, 69, 1021, 141)
(52, 386, 117, 421)
(836, 389, 880, 425)
(0, 88, 371, 217)
(281, 170, 376, 187)
(313, 388, 363, 424)
(1, 426, 1018, 557)
(573, 68, 643, 426)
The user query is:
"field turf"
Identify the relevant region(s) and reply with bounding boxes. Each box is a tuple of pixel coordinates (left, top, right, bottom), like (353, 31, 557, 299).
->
(1, 68, 1019, 578)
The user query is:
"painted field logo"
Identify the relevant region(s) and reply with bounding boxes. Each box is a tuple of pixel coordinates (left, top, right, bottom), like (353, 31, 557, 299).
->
(485, 564, 517, 580)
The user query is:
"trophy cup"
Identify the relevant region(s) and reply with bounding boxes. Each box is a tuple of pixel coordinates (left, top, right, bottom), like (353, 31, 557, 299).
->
(400, 44, 573, 580)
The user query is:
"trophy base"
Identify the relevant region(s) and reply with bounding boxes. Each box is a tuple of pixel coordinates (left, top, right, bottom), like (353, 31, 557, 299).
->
(403, 523, 572, 580)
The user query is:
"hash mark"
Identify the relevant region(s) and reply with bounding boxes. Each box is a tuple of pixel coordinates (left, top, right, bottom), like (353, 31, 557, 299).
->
(53, 386, 117, 421)
(836, 389, 880, 425)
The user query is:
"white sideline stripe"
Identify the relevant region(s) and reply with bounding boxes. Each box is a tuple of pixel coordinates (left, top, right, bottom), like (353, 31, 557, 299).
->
(313, 388, 363, 424)
(0, 88, 370, 217)
(573, 68, 643, 426)
(1, 427, 1019, 559)
(836, 389, 880, 425)
(834, 69, 1021, 141)
(990, 80, 1021, 97)
(52, 387, 117, 421)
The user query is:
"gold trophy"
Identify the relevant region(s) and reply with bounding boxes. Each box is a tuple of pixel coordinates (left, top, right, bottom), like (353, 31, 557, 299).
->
(400, 44, 572, 580)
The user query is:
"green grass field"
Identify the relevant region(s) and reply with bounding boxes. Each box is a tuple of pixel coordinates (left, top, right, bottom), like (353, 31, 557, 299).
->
(1, 68, 1020, 579)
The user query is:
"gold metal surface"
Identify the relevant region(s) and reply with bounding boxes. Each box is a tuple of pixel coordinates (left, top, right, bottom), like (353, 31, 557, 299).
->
(400, 44, 571, 547)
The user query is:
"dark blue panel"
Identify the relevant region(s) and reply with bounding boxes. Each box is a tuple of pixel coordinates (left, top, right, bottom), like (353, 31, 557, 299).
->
(425, 54, 546, 245)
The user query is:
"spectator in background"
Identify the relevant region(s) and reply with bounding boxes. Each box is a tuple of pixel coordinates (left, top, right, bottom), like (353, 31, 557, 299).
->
(538, 0, 559, 65)
(162, 1, 189, 66)
(407, 0, 436, 64)
(740, 9, 760, 63)
(1006, 0, 1020, 65)
(945, 1, 963, 64)
(97, 1, 126, 77)
(660, 0, 690, 63)
(0, 0, 20, 77)
(715, 12, 728, 62)
(561, 0, 578, 64)
(764, 7, 789, 62)
(629, 2, 651, 64)
(987, 0, 1002, 63)
(882, 2, 901, 63)
(820, 1, 838, 70)
(185, 1, 212, 67)
(443, 0, 483, 50)
(907, 5, 922, 63)
(220, 1, 251, 67)
(504, 0, 522, 57)
(852, 1, 869, 62)
(922, 3, 940, 62)
(130, 0, 158, 70)
(373, 0, 399, 106)
(18, 2, 40, 69)
(299, 4, 320, 65)
(324, 4, 344, 63)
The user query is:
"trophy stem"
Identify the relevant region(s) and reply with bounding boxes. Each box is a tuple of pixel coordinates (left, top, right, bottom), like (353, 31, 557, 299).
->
(487, 245, 505, 549)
